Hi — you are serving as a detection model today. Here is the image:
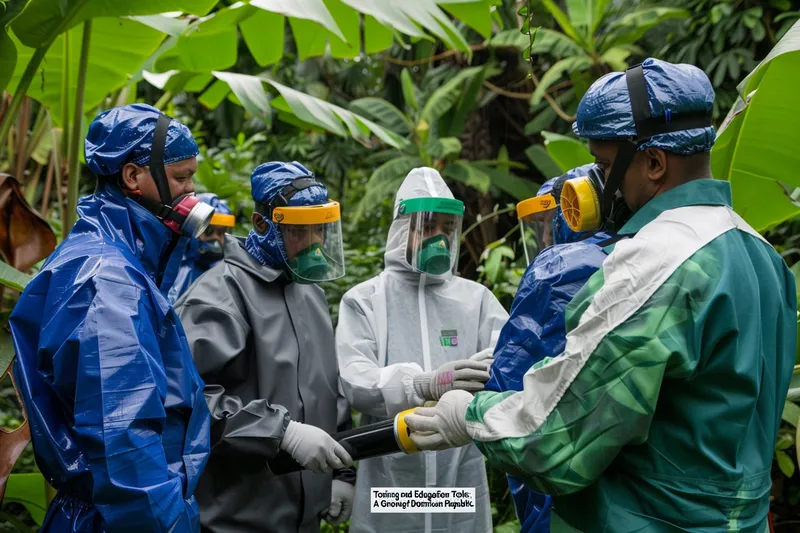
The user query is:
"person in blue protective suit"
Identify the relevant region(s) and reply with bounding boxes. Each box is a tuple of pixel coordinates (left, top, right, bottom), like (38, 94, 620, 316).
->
(484, 165, 617, 533)
(9, 104, 214, 533)
(170, 192, 236, 303)
(174, 162, 355, 533)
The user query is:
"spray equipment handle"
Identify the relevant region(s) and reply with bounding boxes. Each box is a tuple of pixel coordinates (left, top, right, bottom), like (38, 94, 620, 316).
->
(267, 408, 421, 475)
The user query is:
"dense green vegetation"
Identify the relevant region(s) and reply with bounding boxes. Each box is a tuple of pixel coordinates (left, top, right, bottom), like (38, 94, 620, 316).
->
(0, 0, 799, 531)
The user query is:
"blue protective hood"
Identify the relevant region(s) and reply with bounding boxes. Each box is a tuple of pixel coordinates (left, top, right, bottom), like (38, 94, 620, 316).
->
(197, 192, 232, 216)
(572, 58, 715, 156)
(85, 104, 199, 176)
(244, 161, 328, 269)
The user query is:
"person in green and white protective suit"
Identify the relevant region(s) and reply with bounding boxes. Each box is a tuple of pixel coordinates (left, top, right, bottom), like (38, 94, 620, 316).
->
(336, 167, 509, 533)
(404, 58, 798, 533)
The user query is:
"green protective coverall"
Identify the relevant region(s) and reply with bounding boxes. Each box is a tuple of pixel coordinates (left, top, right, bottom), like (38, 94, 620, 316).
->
(466, 179, 797, 533)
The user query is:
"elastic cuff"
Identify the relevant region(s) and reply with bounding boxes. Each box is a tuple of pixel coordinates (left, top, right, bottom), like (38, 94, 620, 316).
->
(413, 373, 432, 401)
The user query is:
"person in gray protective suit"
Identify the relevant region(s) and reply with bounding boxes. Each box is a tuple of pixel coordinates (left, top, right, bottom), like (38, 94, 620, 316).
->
(175, 161, 354, 533)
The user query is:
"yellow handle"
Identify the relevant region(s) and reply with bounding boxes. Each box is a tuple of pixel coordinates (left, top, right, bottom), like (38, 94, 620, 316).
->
(394, 408, 421, 453)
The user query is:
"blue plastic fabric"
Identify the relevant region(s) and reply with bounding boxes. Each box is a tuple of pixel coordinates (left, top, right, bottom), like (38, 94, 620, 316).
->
(244, 161, 328, 268)
(488, 167, 612, 532)
(85, 103, 199, 176)
(169, 193, 233, 302)
(169, 238, 203, 304)
(196, 192, 232, 216)
(10, 183, 211, 533)
(572, 58, 715, 156)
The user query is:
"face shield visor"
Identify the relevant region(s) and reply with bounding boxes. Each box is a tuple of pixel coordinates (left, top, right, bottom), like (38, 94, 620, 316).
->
(273, 201, 345, 284)
(198, 211, 235, 259)
(398, 197, 464, 276)
(516, 194, 557, 265)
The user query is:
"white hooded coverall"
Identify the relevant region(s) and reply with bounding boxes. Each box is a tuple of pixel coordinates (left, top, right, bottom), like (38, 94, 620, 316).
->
(336, 168, 509, 533)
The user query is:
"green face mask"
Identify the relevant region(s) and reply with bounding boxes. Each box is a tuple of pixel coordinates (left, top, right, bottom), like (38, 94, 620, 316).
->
(287, 242, 329, 283)
(417, 234, 451, 275)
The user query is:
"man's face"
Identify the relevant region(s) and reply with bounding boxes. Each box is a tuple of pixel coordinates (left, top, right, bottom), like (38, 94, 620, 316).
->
(532, 210, 555, 249)
(123, 157, 197, 204)
(588, 140, 662, 213)
(281, 224, 325, 260)
(199, 225, 227, 246)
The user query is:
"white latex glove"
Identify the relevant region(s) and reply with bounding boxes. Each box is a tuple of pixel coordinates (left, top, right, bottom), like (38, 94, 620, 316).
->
(405, 390, 473, 451)
(323, 479, 355, 526)
(279, 421, 353, 473)
(469, 347, 495, 364)
(413, 359, 490, 401)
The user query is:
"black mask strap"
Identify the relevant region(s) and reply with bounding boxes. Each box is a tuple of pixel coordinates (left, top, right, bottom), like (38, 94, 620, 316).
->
(255, 176, 323, 219)
(150, 113, 173, 206)
(599, 63, 713, 227)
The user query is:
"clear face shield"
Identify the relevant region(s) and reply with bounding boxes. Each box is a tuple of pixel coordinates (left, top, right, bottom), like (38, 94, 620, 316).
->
(398, 197, 464, 276)
(272, 201, 345, 284)
(516, 194, 557, 265)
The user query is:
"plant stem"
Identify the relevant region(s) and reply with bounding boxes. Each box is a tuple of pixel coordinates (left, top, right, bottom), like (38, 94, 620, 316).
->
(154, 90, 174, 110)
(0, 45, 50, 150)
(461, 205, 515, 241)
(65, 20, 91, 234)
(60, 31, 70, 158)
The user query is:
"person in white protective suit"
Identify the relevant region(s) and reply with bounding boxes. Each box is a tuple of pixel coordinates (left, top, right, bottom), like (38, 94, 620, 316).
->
(336, 167, 509, 533)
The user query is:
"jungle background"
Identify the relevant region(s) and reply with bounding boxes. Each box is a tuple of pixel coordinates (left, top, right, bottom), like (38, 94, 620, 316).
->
(0, 0, 799, 531)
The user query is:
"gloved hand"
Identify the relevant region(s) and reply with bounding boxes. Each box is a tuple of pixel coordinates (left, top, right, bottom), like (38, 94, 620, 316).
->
(469, 347, 495, 364)
(279, 421, 354, 473)
(413, 359, 491, 401)
(405, 390, 473, 451)
(323, 480, 355, 526)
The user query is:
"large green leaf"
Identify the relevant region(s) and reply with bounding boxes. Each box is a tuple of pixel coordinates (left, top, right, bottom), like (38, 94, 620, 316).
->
(443, 160, 491, 193)
(542, 131, 593, 172)
(783, 400, 800, 427)
(213, 71, 272, 127)
(530, 28, 584, 57)
(8, 17, 165, 124)
(353, 155, 425, 222)
(712, 24, 800, 232)
(401, 68, 420, 112)
(475, 164, 539, 200)
(0, 0, 30, 93)
(4, 473, 48, 525)
(349, 98, 412, 136)
(11, 0, 215, 48)
(207, 72, 405, 149)
(525, 145, 562, 178)
(252, 0, 345, 40)
(342, 0, 472, 56)
(531, 55, 592, 106)
(540, 0, 585, 49)
(0, 262, 32, 292)
(421, 66, 484, 125)
(440, 0, 492, 39)
(324, 0, 393, 59)
(606, 8, 689, 48)
(566, 0, 588, 29)
(600, 46, 633, 71)
(238, 9, 285, 67)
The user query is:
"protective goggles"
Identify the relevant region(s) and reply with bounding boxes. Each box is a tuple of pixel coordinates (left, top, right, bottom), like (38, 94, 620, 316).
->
(516, 193, 557, 265)
(397, 197, 464, 276)
(560, 64, 713, 233)
(272, 201, 345, 284)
